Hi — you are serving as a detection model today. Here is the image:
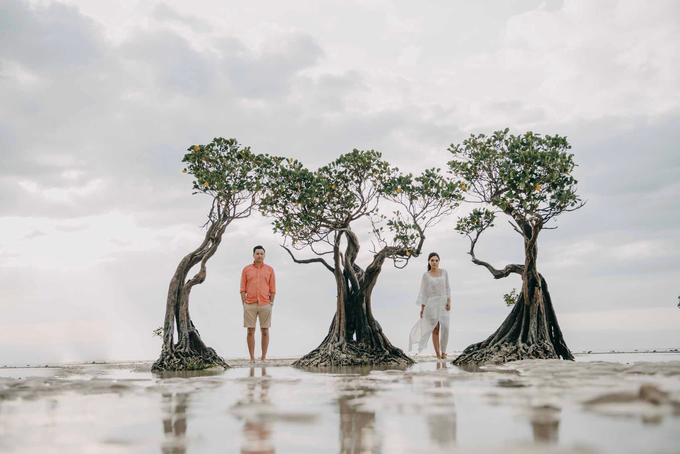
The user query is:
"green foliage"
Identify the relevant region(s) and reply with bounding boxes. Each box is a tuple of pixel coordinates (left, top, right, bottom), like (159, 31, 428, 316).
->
(182, 138, 285, 219)
(261, 149, 462, 258)
(455, 208, 496, 237)
(503, 288, 518, 306)
(448, 129, 581, 223)
(152, 326, 163, 338)
(378, 167, 463, 252)
(448, 130, 583, 308)
(260, 149, 383, 246)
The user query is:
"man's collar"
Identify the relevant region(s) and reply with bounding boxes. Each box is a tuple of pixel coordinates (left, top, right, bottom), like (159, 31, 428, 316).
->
(252, 261, 265, 268)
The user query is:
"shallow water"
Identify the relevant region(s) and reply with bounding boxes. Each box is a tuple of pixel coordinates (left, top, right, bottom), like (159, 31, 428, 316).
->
(0, 354, 679, 453)
(575, 353, 680, 363)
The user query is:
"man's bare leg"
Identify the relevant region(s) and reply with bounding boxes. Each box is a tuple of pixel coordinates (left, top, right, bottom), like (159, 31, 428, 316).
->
(432, 323, 441, 359)
(260, 328, 269, 362)
(247, 328, 256, 363)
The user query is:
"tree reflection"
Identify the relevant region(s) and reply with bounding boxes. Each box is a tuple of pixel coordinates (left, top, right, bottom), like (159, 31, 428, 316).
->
(531, 407, 560, 443)
(161, 393, 188, 454)
(532, 420, 559, 442)
(337, 386, 380, 453)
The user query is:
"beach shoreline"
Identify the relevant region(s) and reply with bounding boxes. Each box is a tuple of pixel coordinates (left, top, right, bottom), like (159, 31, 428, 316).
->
(1, 348, 679, 371)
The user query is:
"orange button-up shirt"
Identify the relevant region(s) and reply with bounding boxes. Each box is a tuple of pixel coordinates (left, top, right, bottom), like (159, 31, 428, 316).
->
(240, 262, 276, 305)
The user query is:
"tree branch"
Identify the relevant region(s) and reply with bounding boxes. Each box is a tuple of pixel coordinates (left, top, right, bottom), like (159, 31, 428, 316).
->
(468, 220, 523, 279)
(469, 252, 524, 279)
(280, 244, 334, 273)
(508, 219, 527, 238)
(342, 229, 360, 292)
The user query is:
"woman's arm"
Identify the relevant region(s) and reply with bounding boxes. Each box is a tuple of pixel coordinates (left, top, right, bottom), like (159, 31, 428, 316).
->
(415, 273, 428, 306)
(445, 270, 451, 311)
(416, 273, 428, 317)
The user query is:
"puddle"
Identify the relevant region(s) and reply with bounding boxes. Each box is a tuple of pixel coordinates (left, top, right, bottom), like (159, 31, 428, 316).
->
(575, 353, 680, 364)
(0, 354, 678, 453)
(0, 368, 60, 379)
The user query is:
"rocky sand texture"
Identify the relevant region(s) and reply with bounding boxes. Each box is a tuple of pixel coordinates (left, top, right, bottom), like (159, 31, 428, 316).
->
(0, 354, 679, 453)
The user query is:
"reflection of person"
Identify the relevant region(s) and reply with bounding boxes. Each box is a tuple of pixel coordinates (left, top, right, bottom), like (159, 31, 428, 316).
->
(429, 365, 456, 447)
(408, 252, 452, 359)
(240, 246, 276, 363)
(241, 367, 274, 454)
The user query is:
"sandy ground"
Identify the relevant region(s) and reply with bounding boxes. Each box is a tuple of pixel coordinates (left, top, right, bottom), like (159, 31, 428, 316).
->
(3, 349, 676, 371)
(1, 353, 679, 453)
(0, 354, 446, 373)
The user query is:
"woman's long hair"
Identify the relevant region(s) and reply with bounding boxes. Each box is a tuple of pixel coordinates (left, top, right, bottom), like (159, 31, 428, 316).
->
(427, 252, 440, 271)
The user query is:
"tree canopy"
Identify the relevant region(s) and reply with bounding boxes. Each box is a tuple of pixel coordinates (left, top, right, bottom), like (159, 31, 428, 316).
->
(449, 129, 583, 240)
(261, 149, 462, 266)
(182, 137, 282, 222)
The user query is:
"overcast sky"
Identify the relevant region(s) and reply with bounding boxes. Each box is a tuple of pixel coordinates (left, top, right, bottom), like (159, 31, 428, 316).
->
(1, 0, 678, 366)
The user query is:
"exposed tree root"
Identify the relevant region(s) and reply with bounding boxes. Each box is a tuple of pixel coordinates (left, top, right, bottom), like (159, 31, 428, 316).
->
(152, 346, 229, 372)
(452, 340, 558, 366)
(452, 277, 573, 367)
(293, 339, 414, 368)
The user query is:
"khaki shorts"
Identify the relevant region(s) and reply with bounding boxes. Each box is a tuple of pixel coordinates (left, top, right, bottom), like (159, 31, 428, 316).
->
(243, 302, 272, 328)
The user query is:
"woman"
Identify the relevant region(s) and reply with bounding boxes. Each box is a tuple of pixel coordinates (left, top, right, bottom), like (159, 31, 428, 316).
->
(408, 252, 452, 359)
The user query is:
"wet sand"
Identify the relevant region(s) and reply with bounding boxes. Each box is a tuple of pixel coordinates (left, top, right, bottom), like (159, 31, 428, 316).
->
(0, 353, 679, 453)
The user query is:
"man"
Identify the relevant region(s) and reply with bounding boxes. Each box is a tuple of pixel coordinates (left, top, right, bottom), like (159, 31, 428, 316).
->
(240, 245, 276, 363)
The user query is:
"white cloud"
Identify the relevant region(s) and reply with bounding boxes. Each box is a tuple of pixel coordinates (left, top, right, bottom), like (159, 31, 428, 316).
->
(61, 169, 85, 180)
(610, 240, 675, 260)
(542, 240, 602, 269)
(1, 0, 679, 364)
(560, 307, 680, 332)
(19, 178, 104, 203)
(0, 212, 202, 269)
(397, 45, 420, 66)
(0, 60, 42, 85)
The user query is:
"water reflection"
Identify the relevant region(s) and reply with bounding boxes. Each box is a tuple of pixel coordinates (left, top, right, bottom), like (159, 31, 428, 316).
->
(161, 393, 188, 454)
(301, 364, 409, 376)
(239, 367, 275, 454)
(532, 419, 559, 442)
(427, 361, 457, 448)
(337, 387, 380, 453)
(155, 369, 225, 379)
(530, 406, 560, 443)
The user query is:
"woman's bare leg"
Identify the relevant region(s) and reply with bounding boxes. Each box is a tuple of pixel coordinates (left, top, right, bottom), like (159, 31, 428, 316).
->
(432, 323, 441, 359)
(440, 322, 449, 359)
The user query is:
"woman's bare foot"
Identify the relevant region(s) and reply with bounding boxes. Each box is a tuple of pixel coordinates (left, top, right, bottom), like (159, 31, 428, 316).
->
(441, 353, 447, 360)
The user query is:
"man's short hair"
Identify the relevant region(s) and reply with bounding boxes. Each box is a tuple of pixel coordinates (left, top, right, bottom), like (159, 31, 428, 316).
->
(253, 245, 265, 254)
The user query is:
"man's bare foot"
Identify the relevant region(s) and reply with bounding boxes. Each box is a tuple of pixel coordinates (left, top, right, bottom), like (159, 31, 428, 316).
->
(250, 358, 256, 363)
(441, 353, 447, 359)
(260, 358, 268, 363)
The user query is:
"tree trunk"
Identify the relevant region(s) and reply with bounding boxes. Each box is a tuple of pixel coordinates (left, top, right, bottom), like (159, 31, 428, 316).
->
(293, 289, 414, 367)
(293, 231, 413, 367)
(152, 219, 230, 372)
(452, 232, 573, 366)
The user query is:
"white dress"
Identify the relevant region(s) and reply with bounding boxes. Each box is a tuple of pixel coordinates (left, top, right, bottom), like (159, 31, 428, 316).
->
(408, 269, 452, 354)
